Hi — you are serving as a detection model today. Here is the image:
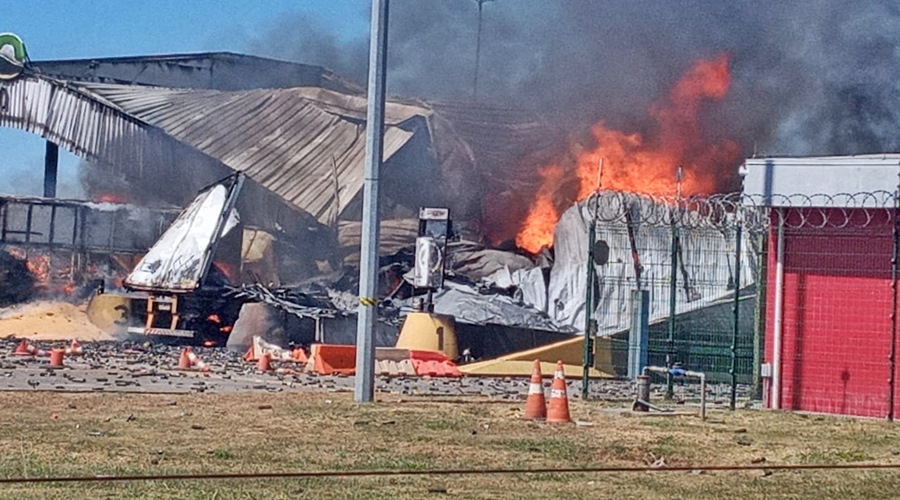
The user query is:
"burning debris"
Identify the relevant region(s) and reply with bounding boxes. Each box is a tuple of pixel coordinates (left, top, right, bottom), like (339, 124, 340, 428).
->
(0, 250, 35, 307)
(0, 46, 756, 383)
(514, 54, 742, 254)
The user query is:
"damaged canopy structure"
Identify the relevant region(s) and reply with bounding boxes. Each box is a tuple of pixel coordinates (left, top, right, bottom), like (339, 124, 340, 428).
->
(1, 53, 558, 282)
(12, 53, 558, 223)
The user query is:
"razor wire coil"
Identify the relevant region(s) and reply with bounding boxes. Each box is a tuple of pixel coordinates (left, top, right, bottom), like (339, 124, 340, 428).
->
(583, 190, 897, 232)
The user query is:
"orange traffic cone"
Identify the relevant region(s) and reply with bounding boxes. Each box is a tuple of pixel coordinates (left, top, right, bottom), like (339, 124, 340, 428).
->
(13, 340, 31, 356)
(178, 347, 193, 370)
(243, 344, 257, 362)
(49, 348, 65, 368)
(257, 353, 272, 372)
(292, 347, 308, 364)
(546, 360, 572, 424)
(522, 359, 547, 420)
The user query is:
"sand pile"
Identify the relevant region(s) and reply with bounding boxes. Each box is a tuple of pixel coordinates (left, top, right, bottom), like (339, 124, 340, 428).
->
(0, 300, 115, 341)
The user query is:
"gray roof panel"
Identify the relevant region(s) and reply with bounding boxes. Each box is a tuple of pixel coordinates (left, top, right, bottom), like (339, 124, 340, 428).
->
(78, 83, 423, 223)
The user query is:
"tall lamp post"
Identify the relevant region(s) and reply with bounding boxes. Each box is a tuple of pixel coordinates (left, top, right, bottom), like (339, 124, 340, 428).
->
(472, 0, 494, 101)
(355, 0, 390, 403)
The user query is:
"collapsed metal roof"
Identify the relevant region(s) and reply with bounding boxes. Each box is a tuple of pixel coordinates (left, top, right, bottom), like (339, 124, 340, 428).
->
(77, 82, 428, 224)
(2, 54, 559, 230)
(30, 52, 364, 94)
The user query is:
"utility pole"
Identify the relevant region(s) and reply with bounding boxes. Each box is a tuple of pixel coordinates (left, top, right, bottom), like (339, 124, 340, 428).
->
(355, 0, 390, 403)
(472, 0, 493, 101)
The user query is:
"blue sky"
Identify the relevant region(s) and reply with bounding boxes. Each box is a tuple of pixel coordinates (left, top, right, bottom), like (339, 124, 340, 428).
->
(1, 0, 369, 197)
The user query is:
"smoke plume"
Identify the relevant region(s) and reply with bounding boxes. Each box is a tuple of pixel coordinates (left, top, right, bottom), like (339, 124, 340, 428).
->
(249, 0, 900, 157)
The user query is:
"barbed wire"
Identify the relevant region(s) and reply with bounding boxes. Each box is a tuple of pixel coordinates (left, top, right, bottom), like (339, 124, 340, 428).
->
(583, 190, 897, 231)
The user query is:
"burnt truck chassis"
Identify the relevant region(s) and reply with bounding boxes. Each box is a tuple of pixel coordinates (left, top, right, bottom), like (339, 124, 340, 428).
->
(121, 284, 245, 345)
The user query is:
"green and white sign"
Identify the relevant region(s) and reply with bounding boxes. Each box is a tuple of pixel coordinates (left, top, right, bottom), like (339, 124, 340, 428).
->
(0, 32, 28, 80)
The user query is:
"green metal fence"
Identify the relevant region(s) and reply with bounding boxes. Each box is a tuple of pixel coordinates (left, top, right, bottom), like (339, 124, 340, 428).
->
(582, 192, 761, 397)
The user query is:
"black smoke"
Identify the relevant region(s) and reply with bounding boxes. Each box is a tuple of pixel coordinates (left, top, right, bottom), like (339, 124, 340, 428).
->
(248, 0, 900, 157)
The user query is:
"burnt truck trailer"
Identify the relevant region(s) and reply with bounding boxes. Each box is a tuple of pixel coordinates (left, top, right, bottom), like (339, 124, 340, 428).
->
(92, 174, 247, 344)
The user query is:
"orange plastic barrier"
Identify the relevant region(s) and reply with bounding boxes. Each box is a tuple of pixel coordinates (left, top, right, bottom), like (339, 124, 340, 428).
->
(312, 344, 357, 375)
(409, 350, 462, 377)
(308, 345, 463, 377)
(292, 347, 308, 364)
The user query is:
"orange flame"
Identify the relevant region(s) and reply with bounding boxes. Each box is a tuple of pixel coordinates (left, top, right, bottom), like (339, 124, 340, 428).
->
(93, 193, 128, 204)
(515, 164, 564, 252)
(515, 53, 741, 253)
(25, 255, 51, 283)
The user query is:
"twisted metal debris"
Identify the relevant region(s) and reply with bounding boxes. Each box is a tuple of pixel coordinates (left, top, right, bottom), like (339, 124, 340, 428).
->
(223, 284, 343, 319)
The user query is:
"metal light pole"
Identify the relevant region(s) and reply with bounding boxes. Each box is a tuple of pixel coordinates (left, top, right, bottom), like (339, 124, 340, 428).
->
(355, 0, 390, 403)
(472, 0, 493, 101)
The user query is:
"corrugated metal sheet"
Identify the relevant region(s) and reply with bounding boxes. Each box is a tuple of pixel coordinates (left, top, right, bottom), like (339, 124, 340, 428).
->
(338, 218, 418, 266)
(1, 68, 559, 232)
(32, 52, 365, 94)
(77, 83, 426, 224)
(427, 100, 559, 169)
(0, 74, 148, 164)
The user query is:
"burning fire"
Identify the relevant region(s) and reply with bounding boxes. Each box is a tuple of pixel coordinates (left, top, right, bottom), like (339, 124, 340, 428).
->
(515, 53, 741, 253)
(93, 193, 128, 204)
(515, 164, 564, 253)
(25, 255, 51, 284)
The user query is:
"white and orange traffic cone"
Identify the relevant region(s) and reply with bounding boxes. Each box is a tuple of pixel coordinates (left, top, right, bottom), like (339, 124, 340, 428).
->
(546, 360, 572, 424)
(64, 339, 83, 356)
(178, 347, 193, 370)
(186, 349, 210, 372)
(243, 344, 257, 362)
(522, 359, 547, 420)
(25, 342, 50, 357)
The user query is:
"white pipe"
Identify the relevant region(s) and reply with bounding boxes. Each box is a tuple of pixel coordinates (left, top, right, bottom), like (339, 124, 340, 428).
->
(684, 370, 707, 421)
(642, 366, 707, 420)
(772, 211, 785, 410)
(644, 366, 668, 376)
